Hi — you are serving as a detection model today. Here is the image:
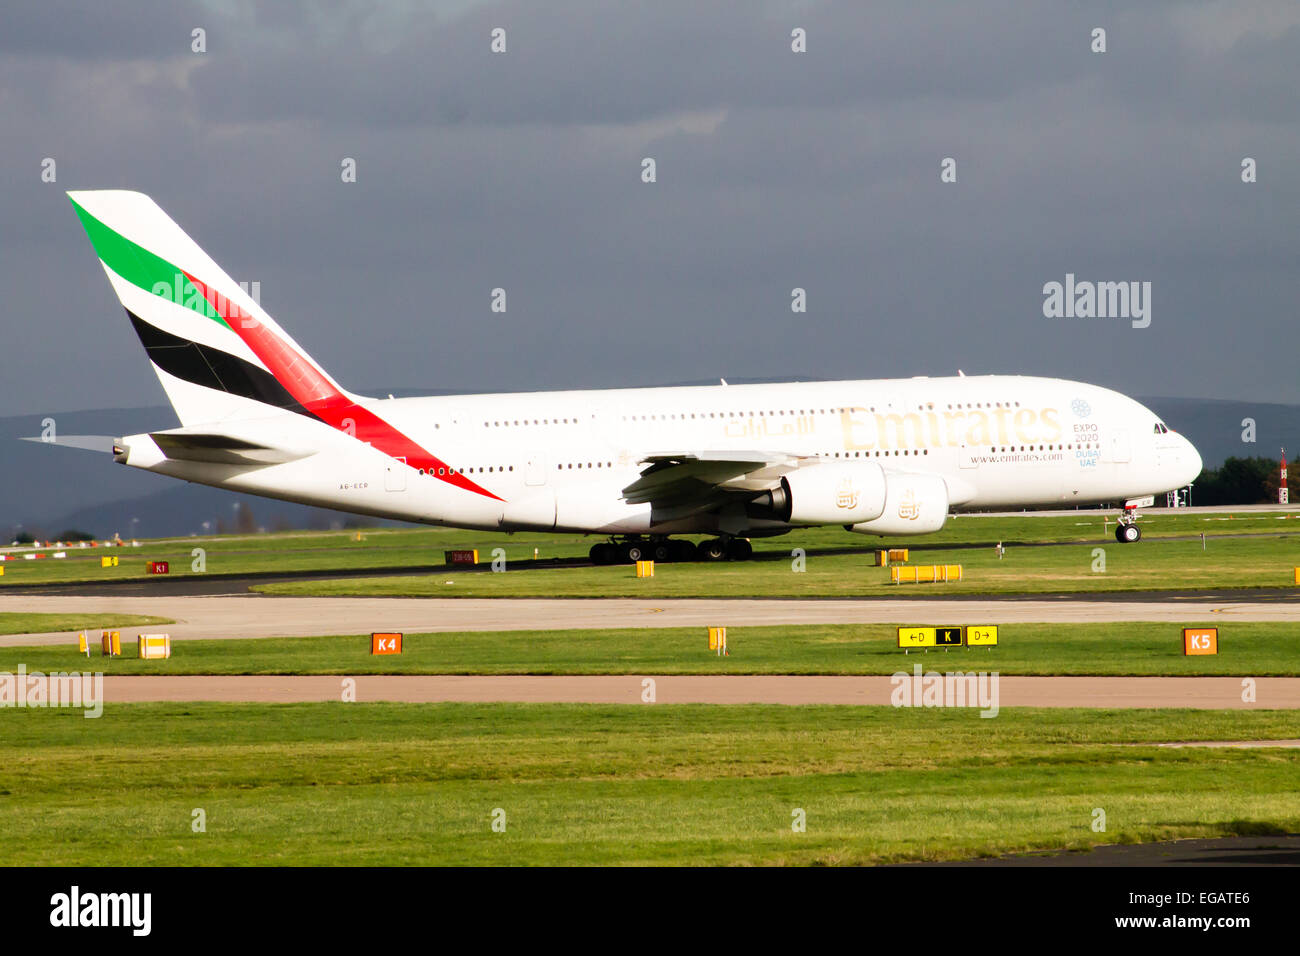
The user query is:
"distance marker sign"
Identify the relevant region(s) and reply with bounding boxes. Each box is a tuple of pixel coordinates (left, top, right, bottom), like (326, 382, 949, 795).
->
(371, 632, 403, 655)
(1183, 628, 1217, 656)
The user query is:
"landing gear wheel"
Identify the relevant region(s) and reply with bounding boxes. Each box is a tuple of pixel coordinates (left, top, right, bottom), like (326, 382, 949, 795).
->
(670, 539, 698, 562)
(726, 538, 753, 560)
(589, 542, 617, 565)
(1115, 522, 1141, 544)
(701, 538, 728, 561)
(623, 541, 647, 563)
(652, 541, 673, 562)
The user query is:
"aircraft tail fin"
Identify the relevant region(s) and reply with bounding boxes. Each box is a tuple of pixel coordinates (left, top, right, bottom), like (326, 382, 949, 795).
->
(67, 190, 348, 426)
(68, 190, 507, 502)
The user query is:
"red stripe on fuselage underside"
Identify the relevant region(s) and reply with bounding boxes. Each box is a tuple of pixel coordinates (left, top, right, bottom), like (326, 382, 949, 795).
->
(183, 272, 503, 502)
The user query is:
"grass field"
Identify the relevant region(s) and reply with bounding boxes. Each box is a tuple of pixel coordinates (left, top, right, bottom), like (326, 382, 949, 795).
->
(0, 612, 172, 636)
(3, 512, 1298, 596)
(2, 702, 1296, 865)
(5, 622, 1299, 676)
(256, 531, 1300, 597)
(5, 514, 1297, 866)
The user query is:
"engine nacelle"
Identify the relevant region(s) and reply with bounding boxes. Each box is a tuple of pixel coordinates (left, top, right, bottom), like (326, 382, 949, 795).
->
(750, 462, 887, 526)
(844, 472, 949, 536)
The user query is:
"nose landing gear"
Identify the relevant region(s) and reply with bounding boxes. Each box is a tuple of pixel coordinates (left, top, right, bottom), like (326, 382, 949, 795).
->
(1114, 505, 1143, 543)
(1115, 521, 1141, 543)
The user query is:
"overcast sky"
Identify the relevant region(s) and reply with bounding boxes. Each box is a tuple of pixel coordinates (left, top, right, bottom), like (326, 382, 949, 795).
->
(3, 0, 1298, 418)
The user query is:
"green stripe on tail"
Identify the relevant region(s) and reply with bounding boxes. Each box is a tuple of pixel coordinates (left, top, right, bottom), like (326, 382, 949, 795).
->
(68, 196, 231, 331)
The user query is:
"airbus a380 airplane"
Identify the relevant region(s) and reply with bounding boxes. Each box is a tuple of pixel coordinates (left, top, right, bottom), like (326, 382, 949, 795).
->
(67, 190, 1201, 563)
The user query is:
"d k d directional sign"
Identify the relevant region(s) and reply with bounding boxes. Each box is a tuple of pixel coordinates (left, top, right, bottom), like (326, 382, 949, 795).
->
(965, 625, 999, 647)
(935, 627, 963, 646)
(897, 627, 936, 648)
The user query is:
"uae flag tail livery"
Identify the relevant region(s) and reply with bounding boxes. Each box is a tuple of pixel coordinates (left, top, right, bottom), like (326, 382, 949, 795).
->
(67, 190, 500, 504)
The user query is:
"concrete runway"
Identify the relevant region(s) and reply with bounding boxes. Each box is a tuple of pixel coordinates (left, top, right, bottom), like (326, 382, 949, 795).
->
(2, 593, 1298, 646)
(92, 674, 1300, 707)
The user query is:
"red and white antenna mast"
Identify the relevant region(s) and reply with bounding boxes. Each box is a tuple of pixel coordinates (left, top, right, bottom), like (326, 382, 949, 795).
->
(1281, 448, 1289, 505)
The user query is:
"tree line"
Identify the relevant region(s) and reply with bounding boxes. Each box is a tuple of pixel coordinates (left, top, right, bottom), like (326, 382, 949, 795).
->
(1191, 456, 1285, 506)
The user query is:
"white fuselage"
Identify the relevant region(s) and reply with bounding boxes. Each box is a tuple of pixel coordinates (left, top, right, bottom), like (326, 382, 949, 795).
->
(120, 374, 1202, 538)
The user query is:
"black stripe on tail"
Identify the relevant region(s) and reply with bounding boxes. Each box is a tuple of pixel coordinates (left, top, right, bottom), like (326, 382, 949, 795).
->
(126, 310, 315, 417)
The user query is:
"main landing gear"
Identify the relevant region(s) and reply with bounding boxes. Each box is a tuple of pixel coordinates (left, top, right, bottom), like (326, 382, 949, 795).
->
(589, 536, 753, 565)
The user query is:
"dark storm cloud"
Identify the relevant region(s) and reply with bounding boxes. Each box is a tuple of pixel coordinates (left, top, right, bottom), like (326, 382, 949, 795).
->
(179, 1, 1106, 130)
(1, 0, 1298, 419)
(0, 1, 199, 59)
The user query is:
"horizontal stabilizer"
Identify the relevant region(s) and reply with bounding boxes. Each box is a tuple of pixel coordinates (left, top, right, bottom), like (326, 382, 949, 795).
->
(19, 434, 117, 453)
(146, 428, 314, 466)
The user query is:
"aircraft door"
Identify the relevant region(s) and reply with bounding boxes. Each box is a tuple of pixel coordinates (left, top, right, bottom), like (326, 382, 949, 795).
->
(1105, 430, 1131, 464)
(385, 456, 408, 491)
(525, 451, 548, 487)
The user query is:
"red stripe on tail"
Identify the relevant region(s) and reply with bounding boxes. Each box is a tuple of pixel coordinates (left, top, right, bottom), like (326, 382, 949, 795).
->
(183, 272, 503, 502)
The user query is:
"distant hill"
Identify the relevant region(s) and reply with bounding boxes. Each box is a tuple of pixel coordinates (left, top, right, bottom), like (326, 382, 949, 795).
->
(4, 394, 1295, 539)
(1, 405, 178, 538)
(0, 403, 409, 540)
(32, 481, 409, 541)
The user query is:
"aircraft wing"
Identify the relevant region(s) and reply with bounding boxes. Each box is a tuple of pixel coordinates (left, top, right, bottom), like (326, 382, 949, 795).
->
(621, 450, 803, 510)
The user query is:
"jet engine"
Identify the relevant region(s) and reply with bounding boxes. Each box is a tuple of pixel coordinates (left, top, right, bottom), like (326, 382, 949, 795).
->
(746, 461, 887, 525)
(844, 471, 949, 535)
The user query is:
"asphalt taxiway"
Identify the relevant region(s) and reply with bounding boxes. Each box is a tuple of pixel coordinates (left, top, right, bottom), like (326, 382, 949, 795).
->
(2, 592, 1298, 646)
